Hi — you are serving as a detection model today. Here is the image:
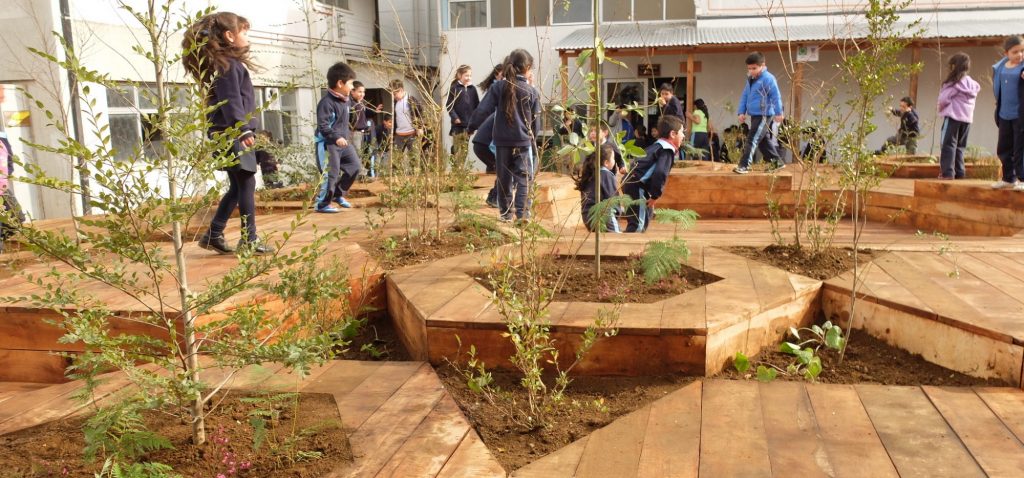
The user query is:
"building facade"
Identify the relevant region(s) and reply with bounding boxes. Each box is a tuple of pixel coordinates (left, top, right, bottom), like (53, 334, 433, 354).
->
(0, 0, 436, 220)
(438, 0, 1024, 165)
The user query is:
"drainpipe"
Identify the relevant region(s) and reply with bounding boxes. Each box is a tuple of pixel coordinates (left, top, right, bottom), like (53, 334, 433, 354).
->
(58, 0, 91, 213)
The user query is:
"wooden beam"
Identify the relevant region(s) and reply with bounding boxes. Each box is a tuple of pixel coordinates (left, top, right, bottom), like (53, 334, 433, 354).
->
(793, 61, 804, 123)
(560, 52, 569, 104)
(686, 54, 695, 130)
(910, 45, 921, 104)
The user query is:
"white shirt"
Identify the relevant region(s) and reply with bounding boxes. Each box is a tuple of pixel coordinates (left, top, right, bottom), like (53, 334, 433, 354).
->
(395, 97, 415, 134)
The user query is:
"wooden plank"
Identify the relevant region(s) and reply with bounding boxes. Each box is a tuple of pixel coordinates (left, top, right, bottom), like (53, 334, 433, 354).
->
(0, 349, 70, 383)
(346, 365, 447, 476)
(333, 361, 425, 430)
(699, 380, 771, 478)
(856, 384, 985, 477)
(373, 394, 471, 477)
(636, 381, 702, 477)
(975, 387, 1024, 443)
(0, 380, 83, 425)
(302, 360, 382, 396)
(747, 259, 796, 310)
(0, 369, 134, 435)
(511, 436, 589, 477)
(923, 386, 1024, 476)
(659, 286, 706, 333)
(436, 430, 507, 478)
(759, 381, 832, 477)
(575, 405, 649, 477)
(804, 384, 898, 478)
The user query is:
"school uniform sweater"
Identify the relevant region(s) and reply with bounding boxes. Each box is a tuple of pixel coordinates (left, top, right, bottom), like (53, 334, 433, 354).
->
(663, 95, 684, 119)
(208, 58, 258, 139)
(316, 89, 353, 144)
(468, 75, 541, 148)
(623, 139, 676, 200)
(447, 81, 480, 135)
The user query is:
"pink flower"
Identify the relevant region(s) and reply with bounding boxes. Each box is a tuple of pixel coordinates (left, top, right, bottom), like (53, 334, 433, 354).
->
(217, 474, 227, 478)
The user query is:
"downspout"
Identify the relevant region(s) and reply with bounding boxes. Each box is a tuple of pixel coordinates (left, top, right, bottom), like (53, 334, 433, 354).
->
(58, 0, 91, 213)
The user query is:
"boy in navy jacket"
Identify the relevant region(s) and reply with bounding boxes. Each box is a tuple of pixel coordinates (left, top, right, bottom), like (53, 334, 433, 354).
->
(623, 115, 684, 232)
(733, 52, 785, 174)
(314, 62, 361, 213)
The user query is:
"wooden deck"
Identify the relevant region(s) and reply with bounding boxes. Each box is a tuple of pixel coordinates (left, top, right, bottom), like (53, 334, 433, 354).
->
(0, 360, 505, 477)
(514, 379, 1024, 478)
(389, 238, 822, 376)
(825, 250, 1024, 387)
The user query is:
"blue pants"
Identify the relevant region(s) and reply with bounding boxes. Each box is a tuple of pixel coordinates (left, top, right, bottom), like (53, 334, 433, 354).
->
(623, 184, 651, 233)
(939, 117, 970, 179)
(315, 142, 360, 209)
(582, 204, 621, 233)
(495, 145, 535, 220)
(739, 116, 781, 168)
(996, 118, 1024, 183)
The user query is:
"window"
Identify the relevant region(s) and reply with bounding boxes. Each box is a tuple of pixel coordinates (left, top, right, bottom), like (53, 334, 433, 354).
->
(635, 0, 664, 21)
(666, 0, 695, 20)
(106, 83, 290, 161)
(528, 0, 549, 25)
(552, 0, 592, 24)
(602, 0, 630, 22)
(490, 0, 511, 27)
(318, 0, 349, 9)
(450, 0, 488, 28)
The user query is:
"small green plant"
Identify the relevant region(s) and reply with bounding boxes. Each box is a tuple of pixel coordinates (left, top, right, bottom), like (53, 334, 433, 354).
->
(916, 230, 961, 278)
(733, 321, 844, 383)
(640, 209, 699, 284)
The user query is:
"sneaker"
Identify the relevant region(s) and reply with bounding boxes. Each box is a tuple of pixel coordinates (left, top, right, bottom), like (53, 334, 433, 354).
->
(335, 197, 353, 208)
(498, 215, 513, 223)
(237, 239, 274, 256)
(765, 162, 784, 173)
(992, 180, 1015, 189)
(197, 231, 235, 255)
(316, 206, 341, 213)
(936, 175, 953, 180)
(1014, 183, 1024, 192)
(733, 166, 750, 175)
(486, 198, 499, 208)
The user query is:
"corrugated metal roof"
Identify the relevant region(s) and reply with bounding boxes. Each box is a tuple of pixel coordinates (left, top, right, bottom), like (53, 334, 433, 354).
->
(556, 21, 698, 50)
(555, 10, 1024, 50)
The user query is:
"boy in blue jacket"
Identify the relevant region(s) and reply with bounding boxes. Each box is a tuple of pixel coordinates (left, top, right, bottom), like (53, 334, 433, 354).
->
(733, 52, 785, 174)
(623, 115, 685, 233)
(314, 62, 361, 213)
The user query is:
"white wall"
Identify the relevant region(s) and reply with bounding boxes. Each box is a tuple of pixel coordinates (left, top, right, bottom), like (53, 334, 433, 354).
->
(699, 0, 1024, 16)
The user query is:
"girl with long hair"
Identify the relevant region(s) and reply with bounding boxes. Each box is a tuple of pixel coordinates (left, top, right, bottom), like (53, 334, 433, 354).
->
(183, 12, 270, 254)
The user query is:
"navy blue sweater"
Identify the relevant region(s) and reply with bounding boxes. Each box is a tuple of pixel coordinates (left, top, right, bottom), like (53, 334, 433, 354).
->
(208, 58, 258, 138)
(447, 81, 480, 135)
(472, 113, 495, 146)
(663, 96, 684, 119)
(316, 90, 352, 145)
(350, 100, 375, 132)
(624, 139, 675, 199)
(468, 75, 540, 148)
(581, 167, 619, 209)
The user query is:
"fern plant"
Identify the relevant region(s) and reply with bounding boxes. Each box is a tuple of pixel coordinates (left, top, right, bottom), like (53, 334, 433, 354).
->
(642, 209, 699, 284)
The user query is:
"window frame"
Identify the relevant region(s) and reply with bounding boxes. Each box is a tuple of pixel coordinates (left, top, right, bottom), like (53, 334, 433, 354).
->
(448, 0, 490, 29)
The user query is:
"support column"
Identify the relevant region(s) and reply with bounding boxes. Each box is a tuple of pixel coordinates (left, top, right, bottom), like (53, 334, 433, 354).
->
(909, 45, 921, 104)
(686, 52, 695, 128)
(793, 61, 804, 123)
(560, 52, 569, 104)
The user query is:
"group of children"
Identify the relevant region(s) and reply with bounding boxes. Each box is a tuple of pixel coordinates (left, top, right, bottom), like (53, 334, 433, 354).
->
(183, 8, 1024, 252)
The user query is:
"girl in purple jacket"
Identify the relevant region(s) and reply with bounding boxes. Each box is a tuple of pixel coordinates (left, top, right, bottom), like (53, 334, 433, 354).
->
(937, 53, 980, 180)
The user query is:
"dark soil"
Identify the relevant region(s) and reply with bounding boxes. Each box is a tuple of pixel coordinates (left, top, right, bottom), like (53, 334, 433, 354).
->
(0, 392, 352, 477)
(728, 244, 875, 280)
(473, 255, 720, 303)
(437, 366, 693, 472)
(336, 314, 411, 362)
(719, 328, 1011, 387)
(366, 222, 508, 270)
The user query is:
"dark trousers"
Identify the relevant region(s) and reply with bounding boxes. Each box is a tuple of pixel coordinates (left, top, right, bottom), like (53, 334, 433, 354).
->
(582, 202, 621, 233)
(622, 183, 651, 233)
(939, 118, 970, 179)
(495, 145, 535, 220)
(690, 132, 711, 160)
(996, 117, 1024, 183)
(210, 168, 257, 241)
(473, 142, 498, 204)
(315, 143, 360, 209)
(739, 116, 781, 168)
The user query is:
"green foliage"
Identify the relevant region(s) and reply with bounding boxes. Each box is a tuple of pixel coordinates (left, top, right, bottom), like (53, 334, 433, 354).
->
(756, 365, 778, 383)
(733, 351, 750, 373)
(777, 321, 845, 382)
(638, 209, 699, 284)
(84, 401, 174, 465)
(95, 459, 177, 478)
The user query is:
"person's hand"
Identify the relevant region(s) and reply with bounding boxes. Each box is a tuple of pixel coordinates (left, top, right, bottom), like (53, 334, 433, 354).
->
(646, 198, 658, 208)
(241, 136, 255, 148)
(657, 97, 666, 106)
(454, 118, 462, 125)
(738, 114, 747, 123)
(773, 114, 784, 123)
(335, 137, 349, 147)
(375, 104, 384, 112)
(618, 166, 627, 175)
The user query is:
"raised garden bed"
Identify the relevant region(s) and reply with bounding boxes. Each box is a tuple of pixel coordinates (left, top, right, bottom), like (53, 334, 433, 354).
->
(727, 244, 875, 280)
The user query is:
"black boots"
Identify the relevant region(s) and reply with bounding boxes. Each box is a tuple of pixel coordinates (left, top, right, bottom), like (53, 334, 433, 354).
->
(237, 238, 274, 256)
(198, 231, 234, 255)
